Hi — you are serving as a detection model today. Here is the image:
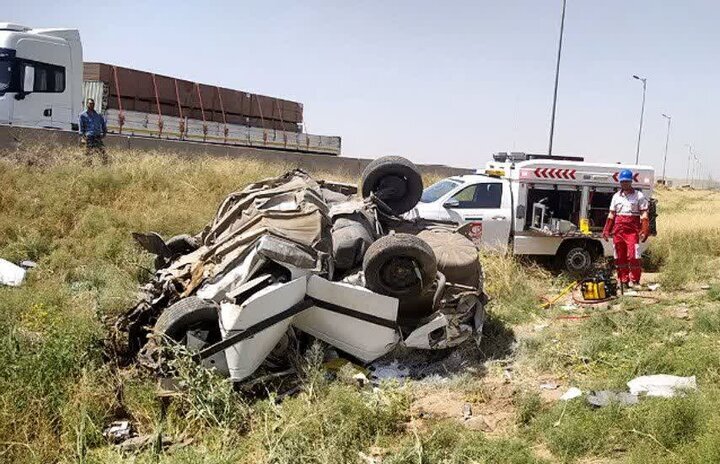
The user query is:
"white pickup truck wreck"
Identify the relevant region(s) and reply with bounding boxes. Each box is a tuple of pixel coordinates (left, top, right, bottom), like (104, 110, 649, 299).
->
(408, 152, 657, 274)
(113, 156, 486, 383)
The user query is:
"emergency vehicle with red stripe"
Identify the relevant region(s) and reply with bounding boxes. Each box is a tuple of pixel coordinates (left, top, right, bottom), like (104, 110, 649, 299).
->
(408, 152, 656, 274)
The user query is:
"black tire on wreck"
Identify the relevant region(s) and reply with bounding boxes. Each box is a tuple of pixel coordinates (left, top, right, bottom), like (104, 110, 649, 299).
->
(363, 233, 437, 298)
(154, 296, 221, 344)
(154, 234, 200, 270)
(360, 156, 424, 215)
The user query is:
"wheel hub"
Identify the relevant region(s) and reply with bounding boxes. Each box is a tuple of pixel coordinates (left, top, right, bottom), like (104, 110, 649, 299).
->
(379, 256, 418, 290)
(567, 249, 590, 270)
(375, 175, 407, 200)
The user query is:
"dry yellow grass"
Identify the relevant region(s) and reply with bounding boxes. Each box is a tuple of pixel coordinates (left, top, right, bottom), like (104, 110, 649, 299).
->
(649, 188, 720, 288)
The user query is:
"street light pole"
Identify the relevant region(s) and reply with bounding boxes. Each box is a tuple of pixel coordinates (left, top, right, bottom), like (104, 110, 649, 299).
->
(632, 75, 647, 164)
(661, 113, 671, 183)
(547, 0, 567, 156)
(685, 144, 693, 186)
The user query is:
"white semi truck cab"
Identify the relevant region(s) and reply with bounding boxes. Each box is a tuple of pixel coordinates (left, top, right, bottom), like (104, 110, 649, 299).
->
(0, 23, 82, 130)
(408, 152, 656, 274)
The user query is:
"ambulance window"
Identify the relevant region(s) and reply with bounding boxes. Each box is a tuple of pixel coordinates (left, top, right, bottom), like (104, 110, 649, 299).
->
(451, 183, 503, 208)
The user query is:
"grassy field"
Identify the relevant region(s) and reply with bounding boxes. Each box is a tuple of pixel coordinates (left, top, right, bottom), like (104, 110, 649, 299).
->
(1, 146, 719, 463)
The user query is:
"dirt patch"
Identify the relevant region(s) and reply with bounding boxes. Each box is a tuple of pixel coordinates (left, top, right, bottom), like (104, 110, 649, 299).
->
(409, 378, 517, 436)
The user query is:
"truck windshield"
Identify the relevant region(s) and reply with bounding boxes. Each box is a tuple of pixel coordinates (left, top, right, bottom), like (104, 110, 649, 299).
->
(420, 179, 461, 203)
(0, 59, 14, 94)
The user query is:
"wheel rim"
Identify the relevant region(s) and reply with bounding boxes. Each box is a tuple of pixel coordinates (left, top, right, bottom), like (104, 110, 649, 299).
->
(379, 256, 418, 291)
(375, 175, 408, 200)
(566, 249, 590, 271)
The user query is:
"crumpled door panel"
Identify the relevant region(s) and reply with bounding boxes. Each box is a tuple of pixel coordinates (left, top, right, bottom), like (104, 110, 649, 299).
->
(220, 278, 306, 382)
(294, 275, 400, 362)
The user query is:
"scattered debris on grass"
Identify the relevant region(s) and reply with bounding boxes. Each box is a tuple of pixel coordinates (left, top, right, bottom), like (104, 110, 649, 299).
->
(0, 258, 27, 286)
(103, 420, 134, 444)
(585, 390, 639, 407)
(627, 374, 697, 398)
(560, 387, 583, 401)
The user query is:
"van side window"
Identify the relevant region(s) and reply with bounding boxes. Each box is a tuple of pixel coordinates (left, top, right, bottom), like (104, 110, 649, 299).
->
(451, 183, 502, 208)
(25, 62, 65, 93)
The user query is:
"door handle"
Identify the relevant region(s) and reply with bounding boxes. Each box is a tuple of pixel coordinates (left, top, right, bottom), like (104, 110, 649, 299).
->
(43, 108, 52, 117)
(491, 215, 505, 220)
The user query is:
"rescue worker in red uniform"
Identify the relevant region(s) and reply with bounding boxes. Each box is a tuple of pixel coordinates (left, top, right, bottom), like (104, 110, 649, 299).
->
(602, 169, 650, 289)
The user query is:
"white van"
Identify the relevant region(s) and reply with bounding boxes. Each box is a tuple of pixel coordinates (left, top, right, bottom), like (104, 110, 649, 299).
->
(407, 152, 656, 273)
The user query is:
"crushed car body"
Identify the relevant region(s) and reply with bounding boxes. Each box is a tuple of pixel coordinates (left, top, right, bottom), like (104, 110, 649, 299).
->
(113, 156, 487, 383)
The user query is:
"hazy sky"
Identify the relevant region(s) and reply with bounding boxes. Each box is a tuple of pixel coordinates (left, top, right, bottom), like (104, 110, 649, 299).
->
(7, 1, 719, 178)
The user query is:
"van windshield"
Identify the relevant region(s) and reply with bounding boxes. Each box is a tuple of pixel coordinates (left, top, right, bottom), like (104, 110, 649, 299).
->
(420, 179, 461, 203)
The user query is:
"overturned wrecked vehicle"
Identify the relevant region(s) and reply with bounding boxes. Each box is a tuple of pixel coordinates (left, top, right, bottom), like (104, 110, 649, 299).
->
(114, 156, 486, 382)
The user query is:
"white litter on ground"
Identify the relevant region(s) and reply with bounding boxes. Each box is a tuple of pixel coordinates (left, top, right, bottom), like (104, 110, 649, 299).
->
(540, 382, 559, 390)
(369, 360, 410, 380)
(560, 387, 583, 401)
(627, 375, 697, 398)
(0, 258, 26, 287)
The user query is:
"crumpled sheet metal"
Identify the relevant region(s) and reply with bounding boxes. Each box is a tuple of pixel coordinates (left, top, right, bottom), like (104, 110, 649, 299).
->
(206, 171, 328, 245)
(111, 170, 334, 363)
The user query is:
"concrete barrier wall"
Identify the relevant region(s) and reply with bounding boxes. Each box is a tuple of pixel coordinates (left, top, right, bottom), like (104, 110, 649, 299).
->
(0, 125, 474, 179)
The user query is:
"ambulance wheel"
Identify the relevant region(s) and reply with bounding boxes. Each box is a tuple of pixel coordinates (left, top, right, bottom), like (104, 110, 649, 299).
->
(363, 233, 437, 298)
(360, 156, 423, 215)
(558, 246, 594, 276)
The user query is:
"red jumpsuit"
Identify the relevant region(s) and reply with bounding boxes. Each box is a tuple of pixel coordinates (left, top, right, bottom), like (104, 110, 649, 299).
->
(608, 189, 648, 284)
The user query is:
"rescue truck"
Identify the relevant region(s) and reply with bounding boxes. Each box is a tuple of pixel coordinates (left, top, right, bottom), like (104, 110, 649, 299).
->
(407, 152, 657, 274)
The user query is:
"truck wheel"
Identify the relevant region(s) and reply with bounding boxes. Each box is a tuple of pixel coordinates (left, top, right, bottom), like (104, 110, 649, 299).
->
(154, 297, 220, 345)
(363, 233, 437, 298)
(360, 156, 423, 215)
(559, 246, 594, 276)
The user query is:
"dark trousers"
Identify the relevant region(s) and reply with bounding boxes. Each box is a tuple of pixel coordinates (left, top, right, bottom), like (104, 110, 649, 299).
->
(84, 136, 108, 165)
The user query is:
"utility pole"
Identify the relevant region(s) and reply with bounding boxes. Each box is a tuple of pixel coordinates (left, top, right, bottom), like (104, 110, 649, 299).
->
(685, 144, 693, 186)
(661, 114, 671, 183)
(547, 0, 567, 156)
(633, 75, 647, 164)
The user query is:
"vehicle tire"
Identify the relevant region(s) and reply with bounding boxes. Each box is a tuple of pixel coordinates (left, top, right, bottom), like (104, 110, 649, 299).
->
(360, 156, 423, 215)
(154, 297, 220, 343)
(166, 234, 199, 255)
(154, 235, 199, 270)
(363, 233, 437, 298)
(558, 245, 594, 276)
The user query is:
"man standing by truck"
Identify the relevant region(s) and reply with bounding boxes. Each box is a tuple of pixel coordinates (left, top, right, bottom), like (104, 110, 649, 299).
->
(78, 98, 108, 164)
(603, 169, 650, 289)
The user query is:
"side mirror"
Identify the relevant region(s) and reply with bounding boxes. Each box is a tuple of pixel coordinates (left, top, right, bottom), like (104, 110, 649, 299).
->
(443, 198, 459, 208)
(23, 65, 34, 93)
